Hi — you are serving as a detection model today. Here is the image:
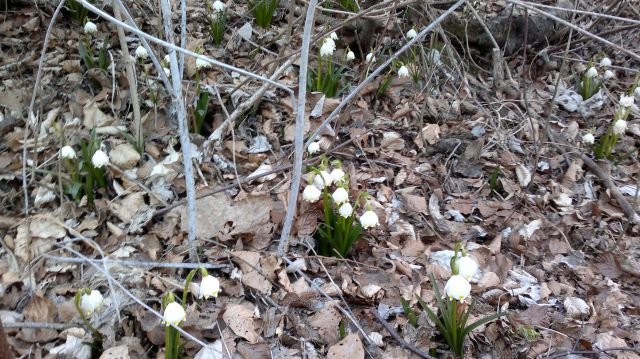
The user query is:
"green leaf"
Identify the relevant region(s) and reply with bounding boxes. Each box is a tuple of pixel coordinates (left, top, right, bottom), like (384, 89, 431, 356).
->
(400, 297, 418, 328)
(461, 311, 506, 337)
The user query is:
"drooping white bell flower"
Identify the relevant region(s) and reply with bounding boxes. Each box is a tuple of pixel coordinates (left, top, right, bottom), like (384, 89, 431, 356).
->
(406, 28, 417, 39)
(329, 168, 345, 182)
(212, 0, 225, 12)
(329, 32, 338, 40)
(163, 302, 186, 326)
(582, 133, 595, 144)
(302, 185, 321, 203)
(619, 94, 635, 108)
(196, 57, 211, 70)
(613, 119, 627, 135)
(600, 57, 612, 67)
(60, 146, 77, 159)
(332, 187, 348, 204)
(134, 45, 148, 60)
(339, 203, 353, 218)
(84, 21, 98, 34)
(163, 54, 171, 65)
(163, 67, 171, 78)
(320, 38, 336, 57)
(79, 290, 104, 316)
(346, 49, 355, 61)
(91, 150, 109, 168)
(444, 275, 471, 302)
(585, 67, 598, 78)
(457, 256, 478, 281)
(313, 171, 333, 188)
(634, 86, 640, 98)
(398, 65, 409, 78)
(603, 70, 614, 79)
(365, 52, 375, 64)
(360, 210, 379, 229)
(198, 275, 221, 299)
(307, 141, 320, 154)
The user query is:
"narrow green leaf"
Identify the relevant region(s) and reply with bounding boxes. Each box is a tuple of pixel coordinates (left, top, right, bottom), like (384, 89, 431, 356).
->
(461, 311, 506, 337)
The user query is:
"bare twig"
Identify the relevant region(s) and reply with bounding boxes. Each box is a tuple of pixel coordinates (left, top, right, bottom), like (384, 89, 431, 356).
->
(306, 0, 466, 147)
(541, 346, 640, 359)
(517, 0, 640, 24)
(42, 254, 230, 270)
(3, 322, 68, 330)
(371, 309, 436, 359)
(276, 0, 318, 257)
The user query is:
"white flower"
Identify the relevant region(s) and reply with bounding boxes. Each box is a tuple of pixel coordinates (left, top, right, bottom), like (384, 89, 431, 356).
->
(330, 32, 338, 40)
(603, 70, 614, 79)
(320, 38, 336, 57)
(79, 290, 104, 316)
(134, 45, 148, 60)
(307, 141, 320, 154)
(600, 57, 612, 67)
(329, 168, 345, 182)
(346, 49, 355, 61)
(635, 86, 640, 98)
(313, 171, 333, 188)
(196, 57, 211, 70)
(620, 94, 635, 108)
(457, 256, 478, 281)
(212, 0, 225, 12)
(613, 119, 627, 135)
(60, 146, 77, 159)
(163, 302, 186, 326)
(91, 150, 109, 168)
(444, 275, 471, 302)
(585, 67, 598, 79)
(332, 187, 348, 204)
(84, 21, 97, 34)
(198, 275, 220, 299)
(582, 133, 595, 144)
(302, 185, 321, 203)
(365, 52, 375, 63)
(406, 28, 417, 39)
(163, 54, 170, 65)
(398, 65, 409, 78)
(339, 203, 353, 218)
(163, 67, 171, 78)
(360, 210, 379, 229)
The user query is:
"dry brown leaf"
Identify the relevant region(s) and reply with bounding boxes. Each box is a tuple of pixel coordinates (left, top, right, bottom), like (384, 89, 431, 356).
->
(326, 333, 365, 359)
(14, 214, 66, 262)
(99, 345, 130, 359)
(231, 251, 272, 294)
(223, 303, 260, 343)
(20, 294, 58, 342)
(307, 304, 342, 345)
(595, 332, 640, 359)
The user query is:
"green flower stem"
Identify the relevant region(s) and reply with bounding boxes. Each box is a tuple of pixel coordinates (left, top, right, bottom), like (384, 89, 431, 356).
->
(182, 269, 198, 306)
(74, 290, 103, 343)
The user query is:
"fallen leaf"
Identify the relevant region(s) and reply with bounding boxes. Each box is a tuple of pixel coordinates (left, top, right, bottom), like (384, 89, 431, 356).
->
(223, 303, 260, 343)
(327, 333, 365, 359)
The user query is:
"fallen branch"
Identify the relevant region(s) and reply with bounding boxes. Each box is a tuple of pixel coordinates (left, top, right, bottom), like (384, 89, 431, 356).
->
(371, 309, 436, 359)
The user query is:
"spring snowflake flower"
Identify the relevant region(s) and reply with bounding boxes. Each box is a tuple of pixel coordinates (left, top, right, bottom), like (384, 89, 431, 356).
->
(307, 141, 320, 154)
(60, 146, 77, 159)
(582, 133, 595, 144)
(196, 57, 211, 70)
(332, 187, 348, 204)
(91, 150, 109, 168)
(329, 168, 345, 182)
(360, 210, 379, 229)
(163, 302, 186, 326)
(320, 38, 336, 57)
(313, 171, 333, 188)
(619, 94, 635, 108)
(613, 119, 627, 135)
(585, 67, 598, 79)
(406, 28, 417, 39)
(84, 21, 98, 34)
(79, 290, 104, 316)
(346, 49, 355, 62)
(134, 45, 148, 60)
(212, 0, 225, 12)
(302, 185, 321, 203)
(365, 52, 375, 64)
(603, 70, 614, 79)
(330, 32, 338, 40)
(398, 65, 409, 78)
(339, 203, 353, 218)
(163, 54, 170, 65)
(457, 256, 478, 281)
(163, 67, 171, 78)
(444, 275, 471, 302)
(600, 57, 612, 67)
(634, 87, 640, 98)
(198, 275, 221, 299)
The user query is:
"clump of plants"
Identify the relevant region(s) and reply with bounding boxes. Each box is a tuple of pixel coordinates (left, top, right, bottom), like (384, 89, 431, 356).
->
(192, 51, 212, 134)
(79, 21, 110, 71)
(401, 242, 505, 358)
(206, 0, 228, 46)
(249, 0, 278, 29)
(75, 288, 105, 356)
(302, 154, 379, 258)
(308, 33, 353, 98)
(582, 90, 636, 159)
(575, 57, 614, 100)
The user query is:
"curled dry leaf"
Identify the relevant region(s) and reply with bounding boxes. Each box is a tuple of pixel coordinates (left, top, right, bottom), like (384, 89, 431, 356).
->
(563, 297, 590, 319)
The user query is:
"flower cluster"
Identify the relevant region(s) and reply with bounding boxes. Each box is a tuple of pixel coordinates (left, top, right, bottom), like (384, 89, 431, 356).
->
(591, 90, 635, 159)
(578, 57, 614, 100)
(162, 269, 221, 327)
(444, 245, 478, 303)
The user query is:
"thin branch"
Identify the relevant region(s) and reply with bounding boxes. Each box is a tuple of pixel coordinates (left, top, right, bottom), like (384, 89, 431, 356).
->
(306, 0, 466, 147)
(541, 347, 640, 359)
(518, 0, 640, 24)
(276, 0, 318, 257)
(42, 254, 230, 270)
(3, 322, 68, 330)
(371, 309, 436, 359)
